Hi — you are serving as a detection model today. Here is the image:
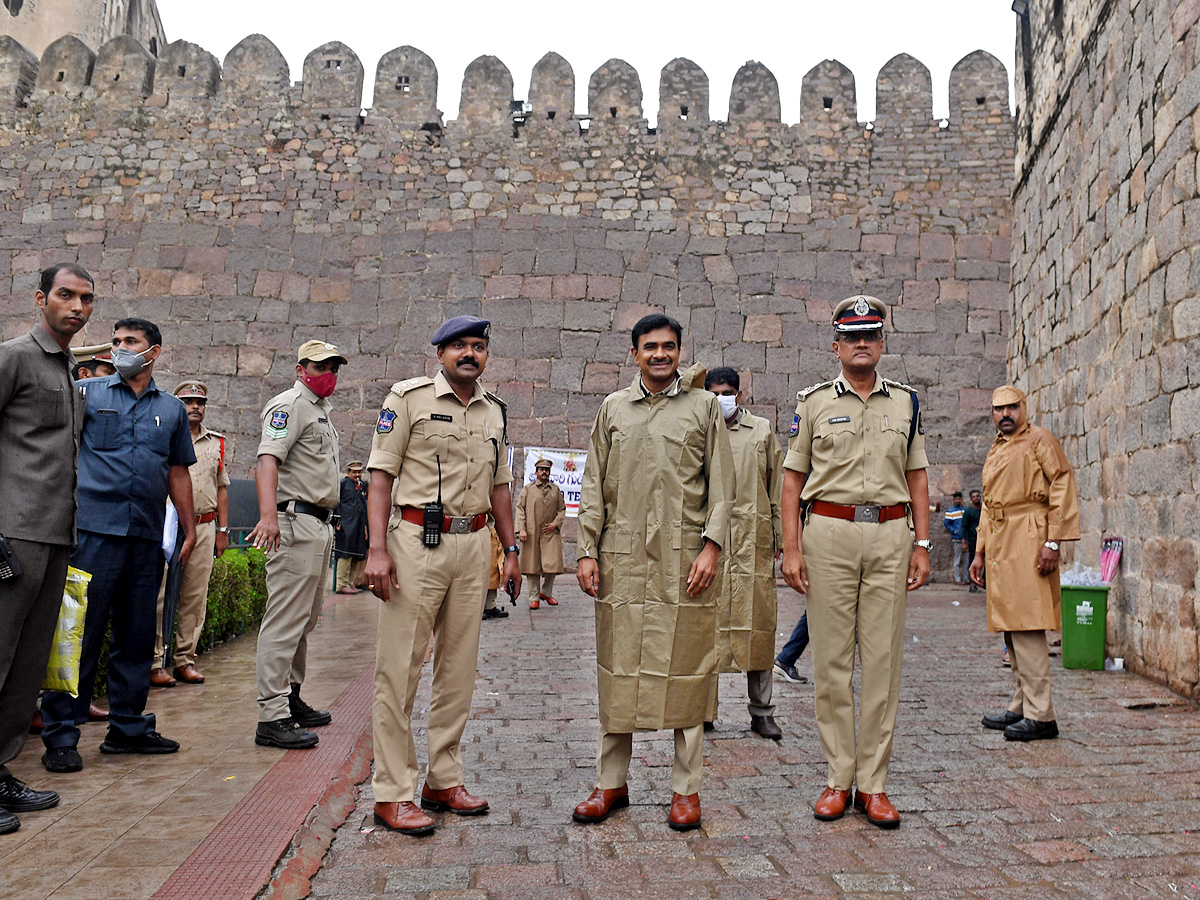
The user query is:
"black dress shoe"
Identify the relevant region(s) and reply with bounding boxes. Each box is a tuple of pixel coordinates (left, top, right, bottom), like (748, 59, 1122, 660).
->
(702, 721, 715, 732)
(750, 715, 782, 740)
(1004, 718, 1059, 741)
(255, 717, 319, 749)
(482, 607, 509, 619)
(982, 710, 1022, 730)
(289, 686, 332, 728)
(42, 747, 82, 773)
(100, 729, 180, 754)
(0, 809, 18, 834)
(0, 776, 59, 812)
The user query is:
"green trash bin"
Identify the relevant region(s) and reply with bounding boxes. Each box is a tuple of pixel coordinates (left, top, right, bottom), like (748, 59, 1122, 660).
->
(1060, 585, 1108, 670)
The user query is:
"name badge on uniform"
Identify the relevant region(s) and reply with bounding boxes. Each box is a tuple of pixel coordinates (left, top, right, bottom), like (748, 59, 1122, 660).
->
(266, 410, 288, 439)
(377, 409, 396, 434)
(430, 413, 453, 423)
(828, 416, 851, 424)
(789, 414, 800, 436)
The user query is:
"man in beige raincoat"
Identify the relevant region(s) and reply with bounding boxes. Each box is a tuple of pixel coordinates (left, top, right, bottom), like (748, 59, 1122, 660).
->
(515, 458, 566, 610)
(704, 367, 784, 740)
(970, 385, 1079, 742)
(573, 314, 734, 832)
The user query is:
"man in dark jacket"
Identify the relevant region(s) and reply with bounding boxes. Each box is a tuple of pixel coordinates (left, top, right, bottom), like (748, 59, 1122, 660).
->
(334, 462, 368, 594)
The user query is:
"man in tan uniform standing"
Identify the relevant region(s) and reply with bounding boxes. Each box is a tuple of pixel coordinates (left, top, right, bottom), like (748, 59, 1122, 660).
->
(573, 314, 734, 832)
(970, 385, 1079, 741)
(151, 381, 230, 687)
(704, 367, 784, 740)
(249, 341, 346, 750)
(364, 316, 521, 837)
(515, 458, 566, 610)
(781, 295, 931, 829)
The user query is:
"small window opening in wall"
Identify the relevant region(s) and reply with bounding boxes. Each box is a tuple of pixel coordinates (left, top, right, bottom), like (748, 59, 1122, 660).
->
(56, 71, 64, 82)
(647, 127, 656, 135)
(320, 113, 330, 120)
(177, 65, 186, 77)
(976, 96, 986, 105)
(113, 73, 120, 82)
(547, 110, 556, 120)
(579, 117, 591, 133)
(823, 96, 833, 110)
(396, 75, 410, 92)
(679, 104, 688, 120)
(149, 37, 157, 55)
(609, 106, 617, 117)
(326, 59, 342, 71)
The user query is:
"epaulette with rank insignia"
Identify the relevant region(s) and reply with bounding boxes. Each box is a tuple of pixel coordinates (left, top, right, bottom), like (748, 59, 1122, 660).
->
(796, 380, 835, 401)
(883, 378, 918, 395)
(388, 376, 434, 399)
(882, 379, 923, 445)
(485, 390, 509, 445)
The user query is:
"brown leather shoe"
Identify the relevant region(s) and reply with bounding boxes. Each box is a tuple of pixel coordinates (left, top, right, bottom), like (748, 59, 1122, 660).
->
(572, 785, 629, 823)
(419, 784, 489, 816)
(813, 786, 852, 821)
(88, 703, 109, 721)
(149, 667, 176, 688)
(173, 664, 205, 684)
(854, 790, 900, 829)
(373, 801, 435, 836)
(668, 792, 701, 831)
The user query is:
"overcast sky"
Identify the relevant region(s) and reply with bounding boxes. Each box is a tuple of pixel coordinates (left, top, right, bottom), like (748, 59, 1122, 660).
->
(156, 1, 1017, 124)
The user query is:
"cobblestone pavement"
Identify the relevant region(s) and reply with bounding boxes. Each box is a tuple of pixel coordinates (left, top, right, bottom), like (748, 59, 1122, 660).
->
(309, 583, 1200, 900)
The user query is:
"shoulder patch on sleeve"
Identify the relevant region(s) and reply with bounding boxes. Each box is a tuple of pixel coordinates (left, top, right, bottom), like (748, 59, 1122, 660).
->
(789, 413, 800, 436)
(376, 409, 397, 433)
(265, 409, 289, 439)
(796, 380, 834, 401)
(389, 376, 434, 399)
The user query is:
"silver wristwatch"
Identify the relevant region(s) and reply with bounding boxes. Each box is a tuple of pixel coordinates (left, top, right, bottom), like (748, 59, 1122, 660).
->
(1044, 541, 1059, 551)
(217, 526, 230, 534)
(913, 539, 932, 550)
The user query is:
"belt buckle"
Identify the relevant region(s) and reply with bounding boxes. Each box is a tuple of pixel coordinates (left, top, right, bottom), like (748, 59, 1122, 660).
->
(448, 516, 471, 535)
(853, 505, 881, 524)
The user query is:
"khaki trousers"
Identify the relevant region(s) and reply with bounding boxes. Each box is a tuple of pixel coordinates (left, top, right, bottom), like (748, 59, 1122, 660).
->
(533, 574, 557, 597)
(155, 520, 216, 668)
(372, 521, 488, 803)
(334, 556, 366, 591)
(1005, 630, 1055, 722)
(596, 725, 705, 796)
(256, 512, 333, 722)
(804, 514, 911, 795)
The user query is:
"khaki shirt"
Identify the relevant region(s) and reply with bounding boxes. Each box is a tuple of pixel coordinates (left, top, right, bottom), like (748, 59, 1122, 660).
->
(366, 371, 512, 517)
(784, 372, 929, 504)
(189, 424, 231, 515)
(257, 380, 341, 509)
(0, 325, 83, 545)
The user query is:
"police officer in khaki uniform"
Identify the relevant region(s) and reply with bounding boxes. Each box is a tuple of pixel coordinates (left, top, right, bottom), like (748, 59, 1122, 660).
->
(363, 316, 521, 837)
(515, 457, 566, 609)
(781, 296, 931, 829)
(150, 380, 231, 687)
(249, 341, 346, 750)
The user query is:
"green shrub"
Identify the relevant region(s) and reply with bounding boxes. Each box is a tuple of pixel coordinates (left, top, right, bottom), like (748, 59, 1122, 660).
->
(93, 547, 268, 697)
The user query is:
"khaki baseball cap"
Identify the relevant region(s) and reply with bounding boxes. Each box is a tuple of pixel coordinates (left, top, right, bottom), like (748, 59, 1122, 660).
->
(297, 340, 347, 364)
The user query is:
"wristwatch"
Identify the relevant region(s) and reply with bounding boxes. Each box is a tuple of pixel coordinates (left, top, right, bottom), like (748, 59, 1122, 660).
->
(217, 526, 230, 534)
(504, 545, 520, 555)
(1044, 541, 1059, 551)
(913, 539, 932, 550)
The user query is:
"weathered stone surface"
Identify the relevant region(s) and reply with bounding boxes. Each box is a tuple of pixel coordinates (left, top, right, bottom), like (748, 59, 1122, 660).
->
(302, 41, 365, 112)
(32, 34, 94, 99)
(92, 35, 155, 101)
(0, 36, 39, 108)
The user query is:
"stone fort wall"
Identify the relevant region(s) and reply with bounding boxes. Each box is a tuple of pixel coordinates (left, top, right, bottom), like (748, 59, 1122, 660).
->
(1011, 0, 1200, 696)
(0, 32, 1014, 573)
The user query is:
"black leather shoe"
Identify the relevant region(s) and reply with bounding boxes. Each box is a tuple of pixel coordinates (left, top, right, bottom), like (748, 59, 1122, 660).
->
(289, 686, 332, 728)
(482, 607, 509, 619)
(982, 711, 1022, 730)
(255, 717, 319, 749)
(42, 747, 82, 773)
(0, 776, 59, 812)
(0, 809, 18, 834)
(100, 729, 180, 754)
(750, 715, 782, 740)
(1004, 718, 1059, 741)
(702, 721, 715, 732)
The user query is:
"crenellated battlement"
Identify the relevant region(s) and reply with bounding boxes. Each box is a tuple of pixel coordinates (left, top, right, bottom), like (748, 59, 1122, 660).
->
(0, 32, 1010, 140)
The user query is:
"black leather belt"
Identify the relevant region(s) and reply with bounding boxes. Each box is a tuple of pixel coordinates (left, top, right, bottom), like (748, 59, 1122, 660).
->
(278, 501, 340, 527)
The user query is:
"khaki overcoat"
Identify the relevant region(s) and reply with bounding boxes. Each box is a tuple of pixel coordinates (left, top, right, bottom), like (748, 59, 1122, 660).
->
(514, 480, 566, 574)
(978, 421, 1080, 632)
(577, 375, 735, 732)
(717, 410, 784, 673)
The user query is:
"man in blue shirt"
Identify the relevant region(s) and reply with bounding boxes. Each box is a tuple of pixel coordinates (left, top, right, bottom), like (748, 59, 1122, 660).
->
(943, 492, 966, 586)
(40, 318, 197, 773)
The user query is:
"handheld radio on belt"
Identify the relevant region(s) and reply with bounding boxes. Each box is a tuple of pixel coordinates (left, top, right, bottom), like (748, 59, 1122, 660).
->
(423, 454, 444, 548)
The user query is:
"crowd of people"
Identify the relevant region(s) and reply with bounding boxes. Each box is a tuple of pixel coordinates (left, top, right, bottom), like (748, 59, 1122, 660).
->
(0, 264, 1080, 838)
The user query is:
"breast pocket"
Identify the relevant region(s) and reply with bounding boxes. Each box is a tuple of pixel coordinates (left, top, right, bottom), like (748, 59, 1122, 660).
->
(92, 409, 121, 450)
(413, 418, 462, 465)
(813, 420, 857, 458)
(33, 387, 67, 428)
(882, 423, 909, 458)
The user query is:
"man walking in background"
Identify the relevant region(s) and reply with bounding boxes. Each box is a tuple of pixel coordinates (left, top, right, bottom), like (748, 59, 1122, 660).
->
(944, 492, 967, 585)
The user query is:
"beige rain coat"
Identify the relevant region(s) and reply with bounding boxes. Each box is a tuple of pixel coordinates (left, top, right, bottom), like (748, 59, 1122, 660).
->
(577, 375, 735, 732)
(979, 421, 1080, 632)
(717, 410, 784, 673)
(515, 480, 566, 575)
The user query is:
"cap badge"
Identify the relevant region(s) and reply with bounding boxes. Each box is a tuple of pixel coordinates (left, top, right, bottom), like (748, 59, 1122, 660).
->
(853, 297, 870, 316)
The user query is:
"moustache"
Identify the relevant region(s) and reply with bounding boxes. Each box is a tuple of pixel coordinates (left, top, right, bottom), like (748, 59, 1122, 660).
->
(999, 417, 1015, 425)
(457, 358, 478, 366)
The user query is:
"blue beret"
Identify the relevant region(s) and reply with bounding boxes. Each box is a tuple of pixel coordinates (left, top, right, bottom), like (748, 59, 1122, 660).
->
(431, 315, 491, 347)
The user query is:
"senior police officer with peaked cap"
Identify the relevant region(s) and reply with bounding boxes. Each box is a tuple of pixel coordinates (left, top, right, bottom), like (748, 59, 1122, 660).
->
(248, 340, 347, 751)
(780, 295, 931, 829)
(363, 315, 521, 837)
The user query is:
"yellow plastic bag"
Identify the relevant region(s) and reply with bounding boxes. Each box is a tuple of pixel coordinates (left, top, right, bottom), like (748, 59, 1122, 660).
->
(42, 567, 90, 697)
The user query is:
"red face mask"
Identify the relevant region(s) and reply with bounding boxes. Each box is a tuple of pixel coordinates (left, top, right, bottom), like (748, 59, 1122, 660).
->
(303, 371, 337, 398)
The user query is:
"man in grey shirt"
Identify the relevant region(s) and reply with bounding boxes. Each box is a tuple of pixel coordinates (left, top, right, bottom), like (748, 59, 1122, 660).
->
(0, 263, 95, 835)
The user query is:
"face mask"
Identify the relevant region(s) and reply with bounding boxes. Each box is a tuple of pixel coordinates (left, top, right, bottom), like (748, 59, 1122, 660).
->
(303, 371, 338, 398)
(110, 346, 153, 379)
(717, 394, 738, 418)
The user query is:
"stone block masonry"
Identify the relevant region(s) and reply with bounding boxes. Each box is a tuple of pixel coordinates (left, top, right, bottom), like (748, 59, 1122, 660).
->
(0, 34, 1014, 579)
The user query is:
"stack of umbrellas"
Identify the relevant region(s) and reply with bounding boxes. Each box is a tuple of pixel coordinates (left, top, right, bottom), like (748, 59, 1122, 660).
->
(1100, 536, 1123, 583)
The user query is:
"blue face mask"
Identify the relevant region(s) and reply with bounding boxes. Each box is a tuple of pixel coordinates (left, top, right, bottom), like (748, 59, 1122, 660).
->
(110, 346, 154, 379)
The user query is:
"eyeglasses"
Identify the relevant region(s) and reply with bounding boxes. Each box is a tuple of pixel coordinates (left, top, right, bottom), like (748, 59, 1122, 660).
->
(837, 330, 883, 343)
